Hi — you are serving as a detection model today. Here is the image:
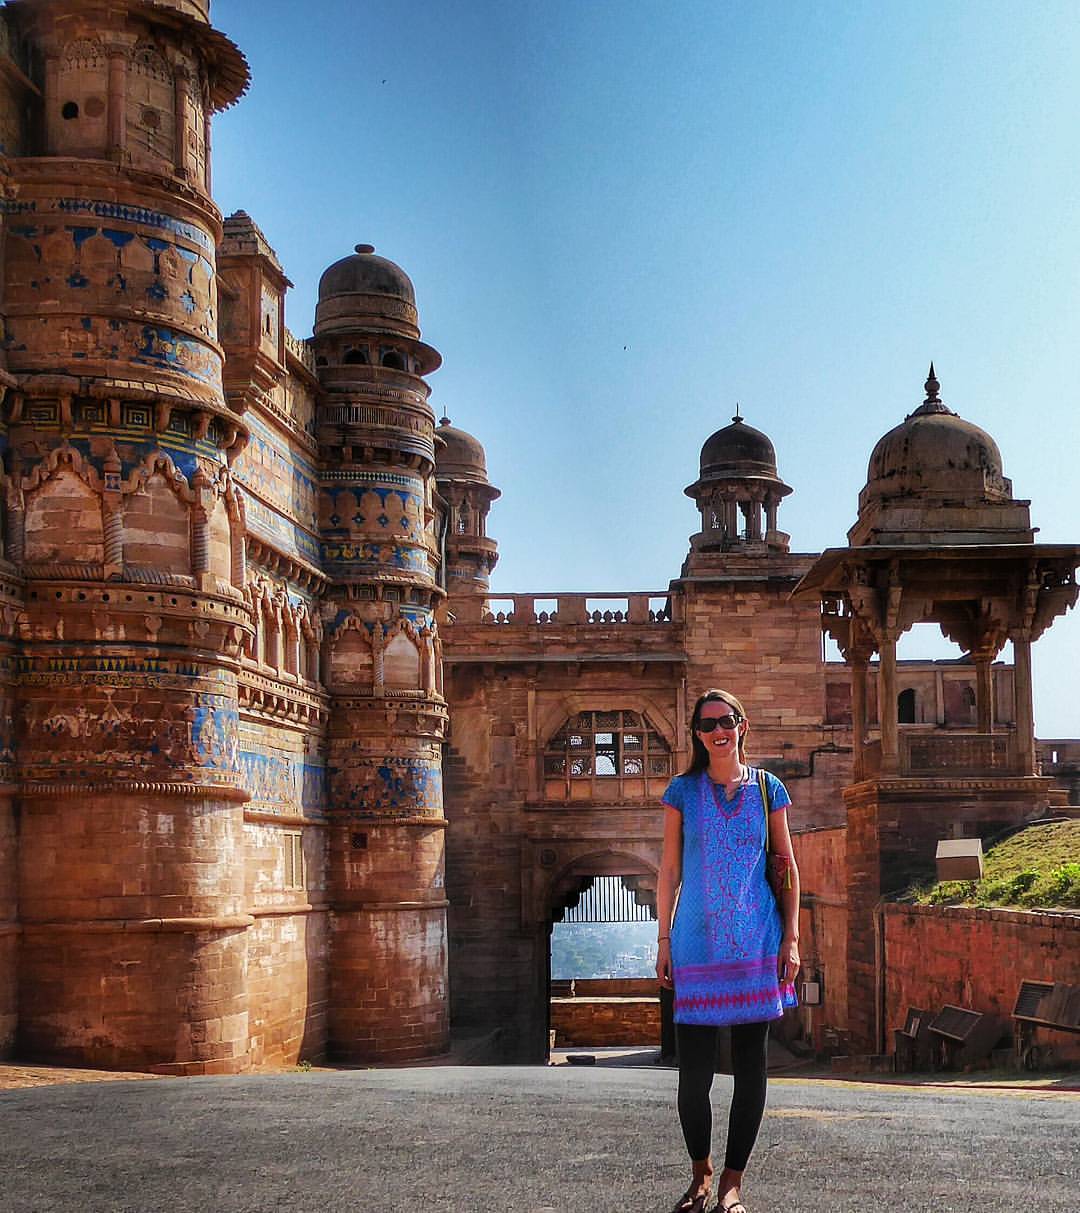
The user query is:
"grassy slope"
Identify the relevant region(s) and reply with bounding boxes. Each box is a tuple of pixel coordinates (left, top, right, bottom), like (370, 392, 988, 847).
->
(916, 819, 1080, 909)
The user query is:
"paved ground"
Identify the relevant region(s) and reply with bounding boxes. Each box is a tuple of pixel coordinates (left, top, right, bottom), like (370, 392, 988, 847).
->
(1, 1058, 1077, 1213)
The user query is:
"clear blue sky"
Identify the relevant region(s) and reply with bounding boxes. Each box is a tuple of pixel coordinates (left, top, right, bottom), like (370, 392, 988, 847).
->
(212, 1, 1080, 736)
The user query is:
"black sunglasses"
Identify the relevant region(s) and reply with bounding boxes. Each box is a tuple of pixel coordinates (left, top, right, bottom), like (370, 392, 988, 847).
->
(695, 714, 743, 733)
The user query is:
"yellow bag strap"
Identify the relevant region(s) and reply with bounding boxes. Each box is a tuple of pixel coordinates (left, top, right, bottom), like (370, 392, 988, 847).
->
(756, 766, 771, 853)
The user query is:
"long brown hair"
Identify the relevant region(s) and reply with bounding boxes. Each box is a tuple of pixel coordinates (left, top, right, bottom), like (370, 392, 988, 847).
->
(683, 688, 749, 775)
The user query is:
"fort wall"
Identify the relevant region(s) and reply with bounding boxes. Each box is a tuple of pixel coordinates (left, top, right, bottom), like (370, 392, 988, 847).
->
(792, 825, 849, 1048)
(0, 2, 1074, 1075)
(883, 903, 1080, 1064)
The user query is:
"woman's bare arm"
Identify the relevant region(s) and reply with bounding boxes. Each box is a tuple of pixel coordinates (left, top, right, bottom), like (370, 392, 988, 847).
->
(655, 806, 683, 989)
(768, 804, 801, 984)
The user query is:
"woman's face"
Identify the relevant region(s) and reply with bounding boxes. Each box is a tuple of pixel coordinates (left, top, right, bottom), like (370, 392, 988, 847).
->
(695, 698, 747, 758)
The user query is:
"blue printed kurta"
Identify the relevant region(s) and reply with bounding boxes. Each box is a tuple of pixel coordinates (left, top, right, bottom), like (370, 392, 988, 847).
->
(662, 769, 798, 1026)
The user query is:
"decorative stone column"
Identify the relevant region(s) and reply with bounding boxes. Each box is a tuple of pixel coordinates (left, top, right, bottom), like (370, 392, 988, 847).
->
(879, 634, 899, 774)
(850, 656, 868, 781)
(1011, 634, 1036, 775)
(973, 652, 995, 735)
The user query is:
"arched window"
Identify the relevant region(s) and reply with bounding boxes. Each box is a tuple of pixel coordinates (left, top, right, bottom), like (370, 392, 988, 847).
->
(380, 349, 406, 371)
(897, 688, 917, 724)
(343, 348, 368, 365)
(543, 710, 672, 801)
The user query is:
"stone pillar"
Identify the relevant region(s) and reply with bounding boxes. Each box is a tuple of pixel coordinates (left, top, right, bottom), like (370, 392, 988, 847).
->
(764, 493, 778, 534)
(174, 70, 191, 178)
(724, 495, 738, 541)
(850, 657, 868, 781)
(1012, 636, 1036, 775)
(203, 112, 212, 193)
(974, 654, 994, 735)
(5, 486, 23, 565)
(107, 50, 127, 156)
(879, 635, 899, 774)
(748, 497, 763, 542)
(43, 55, 59, 155)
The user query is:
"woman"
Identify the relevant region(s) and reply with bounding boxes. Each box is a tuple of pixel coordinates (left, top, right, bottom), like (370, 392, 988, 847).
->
(656, 689, 801, 1213)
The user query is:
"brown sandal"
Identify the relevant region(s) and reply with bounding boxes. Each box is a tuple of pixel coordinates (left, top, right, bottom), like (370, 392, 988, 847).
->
(670, 1189, 715, 1213)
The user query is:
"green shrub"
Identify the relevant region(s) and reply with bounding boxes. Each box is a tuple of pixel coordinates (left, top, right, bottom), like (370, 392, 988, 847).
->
(927, 880, 976, 905)
(1018, 862, 1080, 909)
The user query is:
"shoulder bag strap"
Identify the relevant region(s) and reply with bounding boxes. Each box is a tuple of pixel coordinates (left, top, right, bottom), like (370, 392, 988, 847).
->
(756, 767, 771, 855)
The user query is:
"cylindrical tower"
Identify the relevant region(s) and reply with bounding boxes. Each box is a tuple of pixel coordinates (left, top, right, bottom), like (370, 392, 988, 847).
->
(313, 244, 449, 1062)
(434, 415, 499, 619)
(2, 0, 255, 1072)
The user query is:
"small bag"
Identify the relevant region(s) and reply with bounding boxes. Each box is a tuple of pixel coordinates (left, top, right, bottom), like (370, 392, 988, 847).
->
(756, 767, 793, 897)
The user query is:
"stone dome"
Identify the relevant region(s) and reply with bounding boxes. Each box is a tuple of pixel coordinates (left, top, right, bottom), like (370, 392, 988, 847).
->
(699, 415, 778, 480)
(314, 244, 421, 339)
(317, 244, 416, 308)
(850, 366, 1033, 547)
(435, 417, 490, 485)
(862, 366, 1012, 503)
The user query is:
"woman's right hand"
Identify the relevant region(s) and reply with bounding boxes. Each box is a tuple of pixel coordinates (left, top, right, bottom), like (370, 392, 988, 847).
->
(656, 938, 674, 989)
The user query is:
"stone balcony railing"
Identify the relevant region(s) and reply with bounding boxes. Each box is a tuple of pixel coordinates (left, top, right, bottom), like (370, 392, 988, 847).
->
(478, 593, 677, 625)
(862, 730, 1020, 777)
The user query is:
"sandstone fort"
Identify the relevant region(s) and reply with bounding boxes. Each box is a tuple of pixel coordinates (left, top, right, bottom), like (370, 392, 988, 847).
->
(0, 1, 1077, 1075)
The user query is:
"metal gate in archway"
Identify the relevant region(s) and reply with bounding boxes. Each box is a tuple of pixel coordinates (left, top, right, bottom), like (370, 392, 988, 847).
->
(556, 874, 657, 924)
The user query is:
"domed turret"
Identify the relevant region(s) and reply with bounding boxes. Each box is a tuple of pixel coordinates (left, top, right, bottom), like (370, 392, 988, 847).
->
(699, 415, 779, 480)
(435, 416, 500, 596)
(312, 244, 440, 373)
(435, 417, 491, 485)
(849, 366, 1034, 546)
(685, 409, 792, 553)
(318, 244, 417, 314)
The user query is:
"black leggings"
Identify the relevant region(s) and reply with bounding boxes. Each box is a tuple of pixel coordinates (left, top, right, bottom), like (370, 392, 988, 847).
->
(676, 1021, 770, 1171)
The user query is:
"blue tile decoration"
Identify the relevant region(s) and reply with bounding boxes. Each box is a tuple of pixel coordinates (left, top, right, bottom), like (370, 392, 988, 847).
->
(333, 755, 443, 818)
(242, 492, 321, 565)
(0, 196, 218, 253)
(321, 541, 429, 573)
(239, 748, 327, 817)
(133, 324, 222, 387)
(15, 661, 243, 788)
